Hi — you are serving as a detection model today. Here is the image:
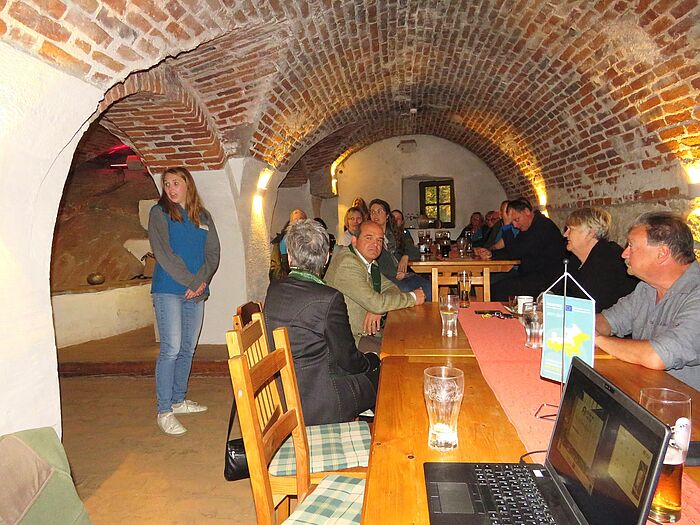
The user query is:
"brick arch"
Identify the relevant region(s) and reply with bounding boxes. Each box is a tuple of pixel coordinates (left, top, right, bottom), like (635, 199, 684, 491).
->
(2, 1, 698, 206)
(97, 69, 225, 173)
(250, 1, 698, 205)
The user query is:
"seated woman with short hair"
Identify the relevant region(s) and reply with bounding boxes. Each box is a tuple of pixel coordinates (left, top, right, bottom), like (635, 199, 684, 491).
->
(563, 207, 638, 312)
(264, 219, 381, 425)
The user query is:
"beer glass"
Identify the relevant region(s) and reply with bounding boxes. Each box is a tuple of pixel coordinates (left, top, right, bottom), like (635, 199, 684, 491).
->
(424, 366, 464, 451)
(439, 295, 460, 337)
(458, 271, 471, 308)
(522, 303, 543, 349)
(640, 388, 692, 523)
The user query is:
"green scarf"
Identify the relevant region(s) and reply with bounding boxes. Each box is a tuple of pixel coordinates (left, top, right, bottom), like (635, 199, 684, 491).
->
(288, 269, 326, 286)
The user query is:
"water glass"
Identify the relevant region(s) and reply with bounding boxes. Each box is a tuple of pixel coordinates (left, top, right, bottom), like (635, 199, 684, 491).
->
(522, 303, 543, 349)
(640, 388, 692, 523)
(424, 366, 465, 451)
(439, 295, 460, 337)
(458, 271, 471, 308)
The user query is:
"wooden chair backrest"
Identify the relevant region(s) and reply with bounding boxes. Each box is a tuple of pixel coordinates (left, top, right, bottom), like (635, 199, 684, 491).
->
(430, 267, 491, 302)
(233, 301, 263, 330)
(227, 326, 311, 525)
(229, 313, 283, 437)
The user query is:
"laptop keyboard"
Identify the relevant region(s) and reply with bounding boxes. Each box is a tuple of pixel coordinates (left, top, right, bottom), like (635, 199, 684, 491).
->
(473, 464, 556, 525)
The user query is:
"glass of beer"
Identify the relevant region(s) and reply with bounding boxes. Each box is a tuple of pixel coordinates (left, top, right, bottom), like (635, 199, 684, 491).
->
(640, 388, 692, 523)
(458, 271, 471, 308)
(424, 366, 464, 451)
(439, 294, 460, 337)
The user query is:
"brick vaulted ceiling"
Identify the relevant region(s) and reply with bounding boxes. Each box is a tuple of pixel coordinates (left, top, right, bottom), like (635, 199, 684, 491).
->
(2, 1, 698, 205)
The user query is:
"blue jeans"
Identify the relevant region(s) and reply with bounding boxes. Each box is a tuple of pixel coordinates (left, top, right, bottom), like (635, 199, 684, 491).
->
(153, 293, 205, 414)
(390, 273, 432, 302)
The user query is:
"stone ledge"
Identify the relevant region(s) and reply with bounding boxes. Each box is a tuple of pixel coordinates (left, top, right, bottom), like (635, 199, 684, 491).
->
(51, 278, 151, 296)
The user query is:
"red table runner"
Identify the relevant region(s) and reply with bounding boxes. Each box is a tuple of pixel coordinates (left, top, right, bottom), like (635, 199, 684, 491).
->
(459, 302, 700, 524)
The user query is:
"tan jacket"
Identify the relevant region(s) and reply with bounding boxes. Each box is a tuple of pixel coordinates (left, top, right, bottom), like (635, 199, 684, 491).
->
(325, 246, 416, 344)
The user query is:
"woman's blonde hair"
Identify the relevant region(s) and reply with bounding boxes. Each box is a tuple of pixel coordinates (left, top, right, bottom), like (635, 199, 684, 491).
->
(566, 207, 611, 240)
(158, 167, 205, 226)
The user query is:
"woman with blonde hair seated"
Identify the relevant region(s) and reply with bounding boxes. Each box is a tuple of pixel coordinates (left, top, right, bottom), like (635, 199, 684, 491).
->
(564, 207, 637, 312)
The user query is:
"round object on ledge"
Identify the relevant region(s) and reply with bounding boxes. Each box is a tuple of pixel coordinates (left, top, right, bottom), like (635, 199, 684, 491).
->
(87, 272, 105, 285)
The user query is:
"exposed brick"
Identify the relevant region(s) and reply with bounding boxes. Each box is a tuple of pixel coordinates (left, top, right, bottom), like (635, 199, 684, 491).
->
(71, 0, 98, 13)
(39, 41, 90, 75)
(0, 18, 6, 36)
(116, 44, 142, 62)
(9, 1, 71, 42)
(103, 0, 126, 14)
(32, 0, 67, 19)
(92, 50, 125, 72)
(74, 37, 91, 54)
(65, 7, 112, 46)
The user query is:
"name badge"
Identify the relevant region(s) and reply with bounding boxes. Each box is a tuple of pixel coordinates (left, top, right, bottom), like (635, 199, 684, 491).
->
(199, 224, 209, 231)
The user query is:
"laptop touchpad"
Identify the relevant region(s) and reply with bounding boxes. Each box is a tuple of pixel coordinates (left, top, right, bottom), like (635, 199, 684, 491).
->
(436, 482, 474, 513)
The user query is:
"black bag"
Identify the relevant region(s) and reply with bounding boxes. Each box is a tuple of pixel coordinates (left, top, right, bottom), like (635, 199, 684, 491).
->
(224, 400, 249, 481)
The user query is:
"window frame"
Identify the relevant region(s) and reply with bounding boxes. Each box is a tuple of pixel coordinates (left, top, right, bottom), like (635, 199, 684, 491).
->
(419, 179, 455, 228)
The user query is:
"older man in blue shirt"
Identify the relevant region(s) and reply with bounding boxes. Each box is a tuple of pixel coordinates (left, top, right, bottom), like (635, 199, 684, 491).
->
(596, 212, 700, 391)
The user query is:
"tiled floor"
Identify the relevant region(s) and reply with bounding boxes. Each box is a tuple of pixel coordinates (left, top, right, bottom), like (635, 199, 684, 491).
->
(59, 329, 257, 524)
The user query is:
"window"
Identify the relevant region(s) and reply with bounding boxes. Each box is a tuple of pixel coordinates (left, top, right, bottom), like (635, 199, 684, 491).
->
(419, 179, 455, 228)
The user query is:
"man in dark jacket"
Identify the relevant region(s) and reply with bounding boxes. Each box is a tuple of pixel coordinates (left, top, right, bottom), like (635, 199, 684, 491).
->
(475, 197, 566, 300)
(264, 219, 380, 425)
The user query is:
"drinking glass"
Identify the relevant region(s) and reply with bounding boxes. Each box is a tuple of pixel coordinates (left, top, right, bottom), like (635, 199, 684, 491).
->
(424, 366, 465, 451)
(522, 303, 543, 349)
(439, 295, 460, 337)
(640, 388, 692, 523)
(458, 271, 471, 308)
(457, 237, 467, 258)
(507, 295, 518, 314)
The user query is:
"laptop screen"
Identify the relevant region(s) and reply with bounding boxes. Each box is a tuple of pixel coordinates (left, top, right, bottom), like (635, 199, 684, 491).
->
(546, 359, 670, 524)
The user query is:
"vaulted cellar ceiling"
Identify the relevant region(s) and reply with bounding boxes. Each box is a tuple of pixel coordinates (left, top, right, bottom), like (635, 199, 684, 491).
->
(2, 1, 698, 205)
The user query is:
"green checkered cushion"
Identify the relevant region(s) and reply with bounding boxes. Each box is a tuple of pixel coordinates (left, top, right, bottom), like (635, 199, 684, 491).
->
(285, 474, 365, 524)
(269, 421, 370, 477)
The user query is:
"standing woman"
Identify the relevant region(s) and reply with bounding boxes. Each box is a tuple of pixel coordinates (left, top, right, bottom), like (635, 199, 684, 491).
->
(148, 167, 220, 435)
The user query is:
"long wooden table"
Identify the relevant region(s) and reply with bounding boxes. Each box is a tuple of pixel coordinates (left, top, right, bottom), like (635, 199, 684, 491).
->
(362, 305, 700, 524)
(379, 302, 473, 359)
(409, 255, 519, 275)
(362, 356, 526, 524)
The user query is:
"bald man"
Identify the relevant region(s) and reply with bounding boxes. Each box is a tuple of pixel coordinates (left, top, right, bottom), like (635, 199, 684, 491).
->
(325, 221, 424, 352)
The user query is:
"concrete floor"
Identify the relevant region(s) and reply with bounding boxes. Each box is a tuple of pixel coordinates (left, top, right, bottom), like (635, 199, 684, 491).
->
(59, 330, 257, 524)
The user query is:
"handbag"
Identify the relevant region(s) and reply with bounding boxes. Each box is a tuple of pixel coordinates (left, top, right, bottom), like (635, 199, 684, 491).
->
(224, 399, 249, 481)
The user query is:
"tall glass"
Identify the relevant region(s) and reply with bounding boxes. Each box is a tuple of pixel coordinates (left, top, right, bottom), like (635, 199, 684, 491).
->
(640, 388, 692, 523)
(439, 295, 460, 337)
(424, 366, 465, 451)
(522, 303, 543, 349)
(458, 271, 471, 308)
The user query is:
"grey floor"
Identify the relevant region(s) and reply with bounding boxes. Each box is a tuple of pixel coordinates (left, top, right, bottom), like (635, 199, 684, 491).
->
(59, 330, 257, 524)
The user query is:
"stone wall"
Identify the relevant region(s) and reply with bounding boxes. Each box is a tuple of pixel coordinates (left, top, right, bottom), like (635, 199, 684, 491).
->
(51, 165, 158, 291)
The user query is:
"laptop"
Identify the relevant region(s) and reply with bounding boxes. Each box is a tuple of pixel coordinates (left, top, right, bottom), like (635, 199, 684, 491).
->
(424, 357, 671, 525)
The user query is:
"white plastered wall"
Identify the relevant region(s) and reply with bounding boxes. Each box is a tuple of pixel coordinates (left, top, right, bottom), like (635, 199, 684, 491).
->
(335, 135, 507, 238)
(0, 42, 103, 436)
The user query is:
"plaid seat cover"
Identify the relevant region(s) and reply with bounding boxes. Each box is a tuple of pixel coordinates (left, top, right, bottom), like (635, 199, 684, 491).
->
(285, 474, 365, 524)
(269, 421, 370, 476)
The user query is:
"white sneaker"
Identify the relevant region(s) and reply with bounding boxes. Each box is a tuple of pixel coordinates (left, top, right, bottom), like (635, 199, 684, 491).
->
(157, 412, 187, 435)
(172, 399, 208, 414)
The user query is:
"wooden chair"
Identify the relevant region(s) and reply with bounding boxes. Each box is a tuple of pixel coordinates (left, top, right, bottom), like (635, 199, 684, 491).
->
(233, 300, 262, 330)
(431, 266, 491, 302)
(228, 326, 365, 524)
(228, 310, 369, 492)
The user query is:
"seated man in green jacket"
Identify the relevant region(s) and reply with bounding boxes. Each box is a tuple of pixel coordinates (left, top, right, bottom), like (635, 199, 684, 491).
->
(325, 220, 425, 353)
